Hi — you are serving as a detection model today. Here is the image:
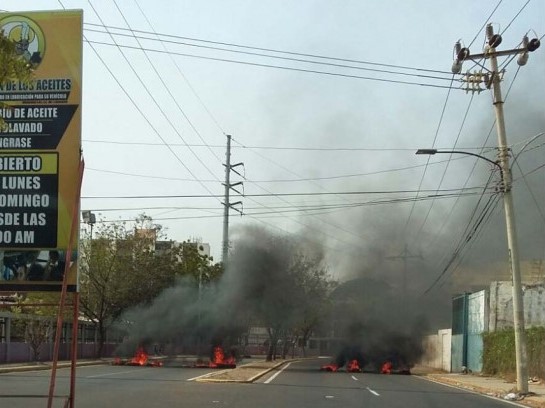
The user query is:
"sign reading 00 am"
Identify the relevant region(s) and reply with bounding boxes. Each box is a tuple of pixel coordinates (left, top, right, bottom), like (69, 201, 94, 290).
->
(0, 10, 82, 292)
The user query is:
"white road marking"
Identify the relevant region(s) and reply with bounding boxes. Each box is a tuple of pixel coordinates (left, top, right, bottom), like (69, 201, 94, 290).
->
(325, 395, 335, 399)
(264, 362, 293, 384)
(187, 369, 230, 381)
(367, 387, 380, 396)
(351, 375, 358, 381)
(87, 368, 149, 378)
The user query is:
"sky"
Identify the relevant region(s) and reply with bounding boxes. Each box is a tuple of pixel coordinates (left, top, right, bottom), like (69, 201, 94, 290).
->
(2, 0, 544, 290)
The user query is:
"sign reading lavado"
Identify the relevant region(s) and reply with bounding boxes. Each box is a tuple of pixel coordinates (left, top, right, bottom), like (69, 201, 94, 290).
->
(0, 10, 82, 292)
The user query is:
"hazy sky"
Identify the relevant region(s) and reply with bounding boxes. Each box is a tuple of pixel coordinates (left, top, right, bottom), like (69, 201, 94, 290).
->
(3, 0, 544, 285)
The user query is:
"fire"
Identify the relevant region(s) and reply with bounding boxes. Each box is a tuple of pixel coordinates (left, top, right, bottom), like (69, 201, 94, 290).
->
(320, 363, 339, 372)
(347, 359, 361, 373)
(112, 347, 163, 367)
(209, 346, 236, 368)
(381, 361, 392, 374)
(212, 346, 225, 366)
(130, 347, 148, 366)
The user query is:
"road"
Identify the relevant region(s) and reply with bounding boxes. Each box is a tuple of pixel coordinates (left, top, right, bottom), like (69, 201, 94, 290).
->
(0, 358, 520, 408)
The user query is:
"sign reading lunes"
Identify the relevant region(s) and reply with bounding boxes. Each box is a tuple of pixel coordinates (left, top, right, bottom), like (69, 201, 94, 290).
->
(0, 10, 82, 292)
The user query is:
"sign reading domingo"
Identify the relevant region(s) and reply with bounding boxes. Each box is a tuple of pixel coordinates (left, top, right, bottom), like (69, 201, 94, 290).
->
(0, 10, 82, 292)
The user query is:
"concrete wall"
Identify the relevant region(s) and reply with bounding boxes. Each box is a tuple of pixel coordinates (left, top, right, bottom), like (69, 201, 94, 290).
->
(489, 281, 545, 331)
(0, 341, 118, 363)
(420, 328, 451, 372)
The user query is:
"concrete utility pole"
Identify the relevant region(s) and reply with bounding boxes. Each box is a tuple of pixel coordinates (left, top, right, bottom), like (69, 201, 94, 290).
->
(221, 134, 243, 264)
(451, 23, 541, 393)
(386, 243, 422, 294)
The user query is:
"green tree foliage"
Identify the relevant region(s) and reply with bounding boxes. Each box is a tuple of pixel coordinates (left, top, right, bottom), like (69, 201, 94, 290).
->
(79, 214, 221, 356)
(0, 33, 33, 123)
(176, 241, 222, 285)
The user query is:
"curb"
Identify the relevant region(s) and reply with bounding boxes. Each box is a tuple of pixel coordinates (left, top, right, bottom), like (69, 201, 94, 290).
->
(0, 360, 110, 374)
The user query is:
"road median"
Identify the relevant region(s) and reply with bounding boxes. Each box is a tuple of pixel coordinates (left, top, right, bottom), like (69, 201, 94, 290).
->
(196, 359, 290, 383)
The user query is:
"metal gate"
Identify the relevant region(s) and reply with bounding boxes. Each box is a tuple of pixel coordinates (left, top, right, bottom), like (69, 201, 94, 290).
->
(451, 291, 487, 373)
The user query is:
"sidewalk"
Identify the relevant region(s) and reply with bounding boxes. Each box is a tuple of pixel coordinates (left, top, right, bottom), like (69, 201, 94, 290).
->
(415, 367, 545, 408)
(0, 359, 110, 374)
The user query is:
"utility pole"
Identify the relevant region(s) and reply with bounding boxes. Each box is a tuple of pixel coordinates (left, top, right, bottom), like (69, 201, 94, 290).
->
(221, 134, 243, 265)
(386, 244, 422, 295)
(451, 24, 541, 393)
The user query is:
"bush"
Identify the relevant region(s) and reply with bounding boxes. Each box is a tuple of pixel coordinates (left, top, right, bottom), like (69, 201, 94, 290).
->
(483, 327, 545, 378)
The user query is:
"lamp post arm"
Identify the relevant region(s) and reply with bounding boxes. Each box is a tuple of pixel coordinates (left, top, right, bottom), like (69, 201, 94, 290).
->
(436, 150, 502, 172)
(416, 148, 504, 187)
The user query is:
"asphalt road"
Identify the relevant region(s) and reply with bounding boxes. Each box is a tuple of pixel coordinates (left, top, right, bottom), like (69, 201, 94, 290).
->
(0, 358, 522, 408)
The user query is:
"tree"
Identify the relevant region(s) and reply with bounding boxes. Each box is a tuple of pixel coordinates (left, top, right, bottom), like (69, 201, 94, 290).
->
(10, 293, 69, 361)
(226, 226, 334, 361)
(0, 33, 33, 123)
(289, 253, 335, 357)
(78, 215, 222, 356)
(175, 241, 223, 285)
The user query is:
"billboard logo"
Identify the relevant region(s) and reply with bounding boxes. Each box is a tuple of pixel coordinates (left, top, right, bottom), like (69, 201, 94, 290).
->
(0, 15, 45, 68)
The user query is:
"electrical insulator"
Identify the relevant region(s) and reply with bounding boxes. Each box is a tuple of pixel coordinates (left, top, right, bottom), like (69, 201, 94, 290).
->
(486, 24, 494, 39)
(528, 38, 541, 52)
(457, 47, 470, 61)
(452, 60, 462, 74)
(454, 42, 462, 56)
(519, 36, 530, 65)
(488, 34, 502, 48)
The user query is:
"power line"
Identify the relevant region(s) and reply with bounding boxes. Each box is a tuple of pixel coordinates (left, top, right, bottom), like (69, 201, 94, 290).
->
(468, 0, 504, 48)
(229, 137, 376, 244)
(86, 153, 494, 184)
(83, 138, 496, 152)
(86, 167, 217, 182)
(422, 188, 501, 295)
(83, 8, 456, 249)
(436, 194, 502, 291)
(81, 186, 492, 200)
(513, 160, 545, 224)
(89, 190, 490, 223)
(93, 0, 222, 185)
(70, 2, 221, 204)
(500, 0, 531, 36)
(131, 0, 227, 158)
(84, 39, 462, 90)
(83, 26, 457, 83)
(403, 75, 456, 235)
(413, 93, 477, 242)
(423, 56, 524, 258)
(83, 21, 453, 75)
(518, 162, 545, 178)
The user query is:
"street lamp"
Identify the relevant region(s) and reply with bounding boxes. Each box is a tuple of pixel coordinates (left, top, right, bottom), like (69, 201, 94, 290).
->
(82, 211, 96, 239)
(416, 147, 528, 391)
(415, 149, 502, 171)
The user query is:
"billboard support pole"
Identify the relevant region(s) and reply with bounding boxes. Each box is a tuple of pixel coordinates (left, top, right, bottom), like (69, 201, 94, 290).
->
(69, 291, 79, 408)
(47, 157, 84, 408)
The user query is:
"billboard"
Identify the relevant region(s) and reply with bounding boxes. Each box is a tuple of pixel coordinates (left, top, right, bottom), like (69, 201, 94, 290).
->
(0, 10, 82, 292)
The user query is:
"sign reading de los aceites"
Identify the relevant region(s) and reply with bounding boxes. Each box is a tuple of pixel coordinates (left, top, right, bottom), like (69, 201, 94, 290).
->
(0, 10, 82, 252)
